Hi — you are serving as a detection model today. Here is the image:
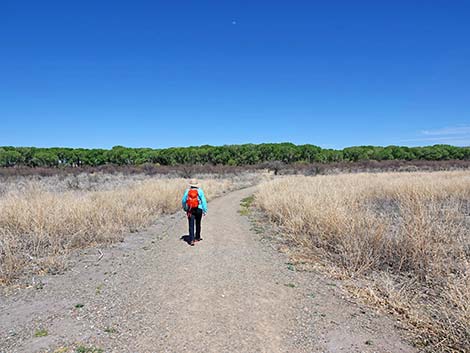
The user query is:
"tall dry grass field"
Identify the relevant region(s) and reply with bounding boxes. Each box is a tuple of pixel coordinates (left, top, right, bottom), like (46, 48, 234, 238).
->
(0, 174, 250, 284)
(256, 171, 470, 352)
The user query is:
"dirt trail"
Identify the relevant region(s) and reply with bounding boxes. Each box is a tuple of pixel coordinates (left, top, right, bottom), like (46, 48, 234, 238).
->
(0, 187, 415, 353)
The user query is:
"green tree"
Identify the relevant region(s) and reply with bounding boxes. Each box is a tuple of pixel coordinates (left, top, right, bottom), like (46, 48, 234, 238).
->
(0, 148, 22, 167)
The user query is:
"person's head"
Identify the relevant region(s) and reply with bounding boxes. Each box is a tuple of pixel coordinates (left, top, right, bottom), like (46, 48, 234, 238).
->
(189, 179, 199, 188)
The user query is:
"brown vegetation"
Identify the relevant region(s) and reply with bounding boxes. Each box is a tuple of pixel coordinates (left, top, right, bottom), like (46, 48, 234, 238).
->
(1, 159, 469, 180)
(0, 164, 266, 179)
(256, 171, 470, 352)
(275, 159, 470, 175)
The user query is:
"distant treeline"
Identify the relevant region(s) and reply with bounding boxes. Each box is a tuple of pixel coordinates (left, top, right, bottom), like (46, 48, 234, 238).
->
(0, 143, 469, 168)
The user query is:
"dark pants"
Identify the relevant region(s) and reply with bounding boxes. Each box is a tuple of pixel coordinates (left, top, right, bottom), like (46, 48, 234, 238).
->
(188, 207, 203, 243)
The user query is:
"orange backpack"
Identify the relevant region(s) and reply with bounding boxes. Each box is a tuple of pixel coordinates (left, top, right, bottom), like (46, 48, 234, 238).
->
(186, 188, 199, 210)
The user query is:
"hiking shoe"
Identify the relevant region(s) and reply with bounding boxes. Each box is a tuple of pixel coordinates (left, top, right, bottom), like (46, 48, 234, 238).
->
(195, 238, 202, 242)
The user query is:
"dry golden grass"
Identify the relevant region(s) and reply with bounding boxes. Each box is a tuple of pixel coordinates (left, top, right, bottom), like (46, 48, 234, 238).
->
(256, 171, 470, 352)
(0, 176, 240, 283)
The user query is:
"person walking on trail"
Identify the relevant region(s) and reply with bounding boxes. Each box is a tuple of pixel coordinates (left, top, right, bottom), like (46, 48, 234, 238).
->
(182, 179, 208, 246)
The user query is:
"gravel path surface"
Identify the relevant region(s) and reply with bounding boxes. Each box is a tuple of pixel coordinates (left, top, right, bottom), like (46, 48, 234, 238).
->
(0, 187, 416, 353)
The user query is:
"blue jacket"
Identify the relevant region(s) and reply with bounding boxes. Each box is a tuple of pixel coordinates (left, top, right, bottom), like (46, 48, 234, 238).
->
(182, 187, 208, 214)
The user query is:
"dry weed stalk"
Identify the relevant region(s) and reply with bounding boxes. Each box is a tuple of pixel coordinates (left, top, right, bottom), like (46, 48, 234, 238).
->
(256, 171, 470, 352)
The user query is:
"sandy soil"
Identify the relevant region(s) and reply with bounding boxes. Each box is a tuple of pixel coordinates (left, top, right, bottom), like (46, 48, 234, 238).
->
(0, 187, 416, 353)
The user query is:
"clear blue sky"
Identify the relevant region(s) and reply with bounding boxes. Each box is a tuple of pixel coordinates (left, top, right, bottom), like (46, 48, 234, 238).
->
(1, 0, 469, 149)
